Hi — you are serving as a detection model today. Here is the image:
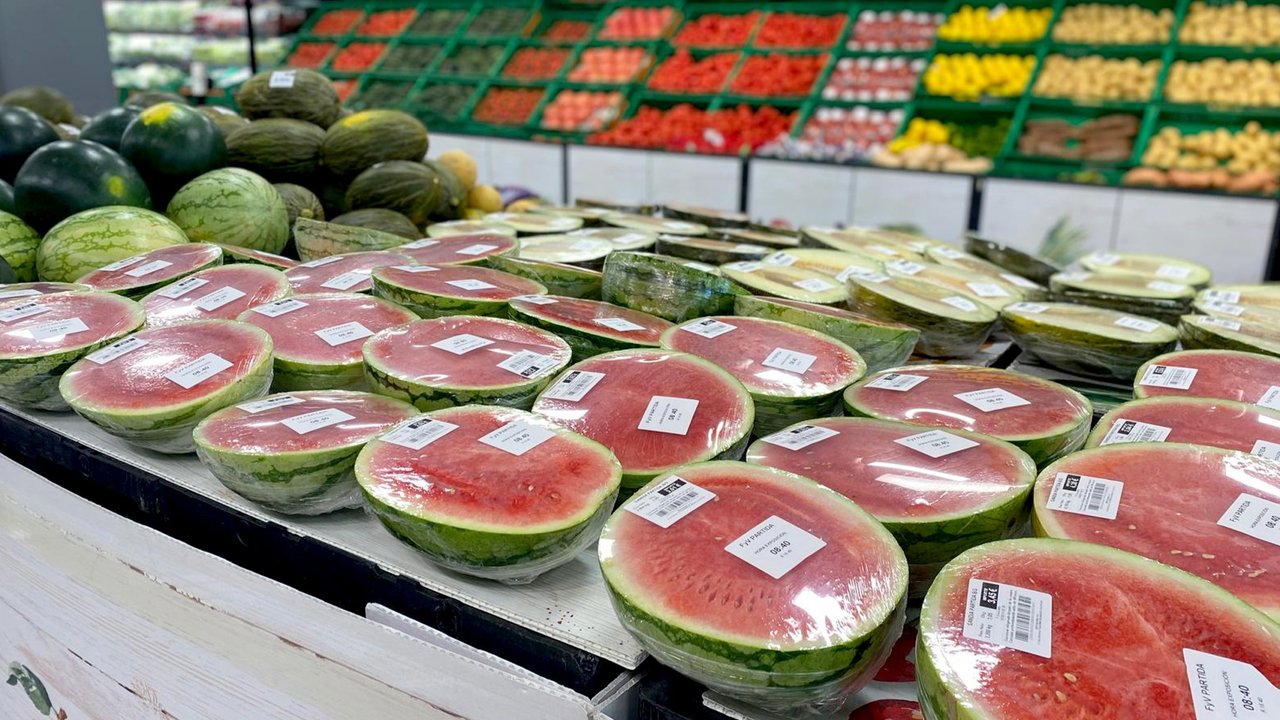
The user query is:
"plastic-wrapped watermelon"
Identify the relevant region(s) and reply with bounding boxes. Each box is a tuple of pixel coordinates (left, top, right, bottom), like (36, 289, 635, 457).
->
(140, 263, 290, 327)
(507, 295, 672, 360)
(76, 243, 223, 298)
(1133, 349, 1280, 404)
(1001, 302, 1178, 380)
(370, 264, 546, 318)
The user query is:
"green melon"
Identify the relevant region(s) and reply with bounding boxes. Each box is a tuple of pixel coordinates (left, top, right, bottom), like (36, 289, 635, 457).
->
(0, 179, 14, 215)
(293, 217, 406, 262)
(601, 252, 745, 322)
(0, 211, 39, 281)
(332, 208, 420, 240)
(486, 255, 602, 299)
(79, 107, 141, 152)
(198, 106, 249, 140)
(120, 102, 227, 204)
(719, 262, 849, 305)
(0, 106, 59, 182)
(1002, 302, 1180, 380)
(1, 86, 74, 125)
(848, 274, 998, 358)
(235, 69, 341, 129)
(225, 118, 324, 185)
(1180, 313, 1280, 357)
(36, 206, 188, 283)
(274, 182, 324, 249)
(321, 110, 429, 179)
(166, 168, 288, 255)
(344, 160, 441, 227)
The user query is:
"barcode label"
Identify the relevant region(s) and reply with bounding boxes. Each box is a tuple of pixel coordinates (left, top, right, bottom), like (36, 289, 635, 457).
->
(866, 372, 928, 392)
(477, 421, 555, 456)
(795, 277, 836, 292)
(954, 387, 1031, 412)
(967, 281, 1010, 298)
(681, 318, 737, 339)
(87, 336, 148, 364)
(941, 296, 979, 312)
(0, 302, 49, 323)
(1156, 264, 1192, 280)
(765, 252, 797, 266)
(759, 424, 839, 450)
(321, 270, 371, 290)
(496, 350, 558, 379)
(252, 298, 308, 317)
(124, 259, 173, 278)
(157, 276, 210, 299)
(238, 395, 304, 413)
(1139, 364, 1198, 390)
(1006, 302, 1048, 314)
(1001, 273, 1040, 289)
(626, 476, 716, 528)
(1203, 289, 1241, 304)
(1217, 493, 1280, 547)
(455, 244, 498, 256)
(1259, 386, 1280, 411)
(193, 286, 246, 312)
(962, 579, 1053, 658)
(1045, 472, 1124, 519)
(380, 417, 458, 450)
(1201, 317, 1242, 331)
(1252, 439, 1280, 461)
(541, 370, 605, 402)
(886, 260, 926, 275)
(1100, 419, 1172, 445)
(1115, 316, 1161, 333)
(1201, 301, 1245, 317)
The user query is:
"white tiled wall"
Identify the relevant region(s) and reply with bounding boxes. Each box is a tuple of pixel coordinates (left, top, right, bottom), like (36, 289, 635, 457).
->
(980, 179, 1120, 256)
(748, 159, 853, 227)
(849, 168, 972, 242)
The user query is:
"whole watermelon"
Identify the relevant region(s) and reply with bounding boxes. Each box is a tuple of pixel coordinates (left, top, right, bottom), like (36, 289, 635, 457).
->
(167, 168, 289, 254)
(344, 160, 441, 227)
(0, 106, 59, 182)
(332, 208, 420, 239)
(13, 140, 151, 233)
(236, 69, 341, 128)
(226, 118, 324, 185)
(0, 86, 74, 125)
(321, 110, 429, 179)
(0, 180, 14, 215)
(199, 106, 249, 140)
(121, 102, 227, 205)
(80, 106, 142, 152)
(0, 210, 39, 281)
(37, 206, 188, 283)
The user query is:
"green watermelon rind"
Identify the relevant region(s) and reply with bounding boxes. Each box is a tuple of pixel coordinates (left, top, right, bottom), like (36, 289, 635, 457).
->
(216, 243, 297, 270)
(601, 251, 745, 323)
(1179, 314, 1280, 358)
(1002, 304, 1179, 380)
(485, 255, 602, 299)
(848, 278, 996, 358)
(655, 236, 768, 265)
(371, 270, 547, 319)
(293, 216, 406, 262)
(166, 168, 290, 255)
(509, 299, 666, 361)
(0, 210, 39, 281)
(733, 295, 919, 372)
(36, 206, 190, 284)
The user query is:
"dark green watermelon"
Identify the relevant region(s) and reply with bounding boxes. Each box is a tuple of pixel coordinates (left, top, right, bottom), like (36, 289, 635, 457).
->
(321, 110, 429, 179)
(332, 208, 420, 239)
(236, 69, 341, 128)
(0, 180, 13, 215)
(226, 118, 324, 185)
(120, 102, 227, 205)
(13, 140, 151, 232)
(80, 107, 142, 152)
(421, 159, 465, 221)
(344, 160, 441, 227)
(0, 106, 59, 182)
(317, 175, 350, 218)
(125, 90, 188, 109)
(0, 86, 74, 125)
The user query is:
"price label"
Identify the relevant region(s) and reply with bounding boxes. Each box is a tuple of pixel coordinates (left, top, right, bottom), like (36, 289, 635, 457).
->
(1100, 419, 1172, 445)
(1001, 273, 1040, 289)
(1203, 289, 1241, 304)
(795, 277, 835, 292)
(314, 321, 374, 347)
(1183, 649, 1280, 720)
(967, 282, 1010, 298)
(895, 429, 979, 458)
(456, 244, 498, 256)
(887, 260, 926, 276)
(165, 353, 232, 389)
(1147, 281, 1189, 293)
(431, 333, 493, 355)
(954, 387, 1031, 412)
(1251, 439, 1280, 461)
(99, 256, 144, 272)
(734, 244, 765, 253)
(1006, 302, 1049, 314)
(626, 476, 716, 528)
(0, 289, 40, 300)
(0, 302, 49, 323)
(1115, 316, 1161, 333)
(665, 221, 699, 231)
(1045, 472, 1124, 519)
(1156, 264, 1192, 280)
(765, 253, 797, 267)
(391, 265, 438, 273)
(594, 316, 645, 332)
(941, 296, 979, 313)
(761, 347, 817, 374)
(1139, 364, 1198, 390)
(321, 270, 372, 290)
(268, 70, 296, 88)
(496, 350, 558, 379)
(25, 317, 88, 341)
(400, 239, 439, 249)
(725, 515, 826, 580)
(542, 370, 605, 401)
(1201, 301, 1246, 317)
(87, 337, 148, 365)
(759, 424, 839, 450)
(124, 260, 173, 278)
(157, 276, 209, 299)
(477, 421, 555, 456)
(238, 395, 305, 413)
(1218, 493, 1280, 547)
(381, 417, 458, 450)
(282, 408, 355, 435)
(962, 579, 1053, 658)
(1088, 252, 1121, 267)
(299, 256, 342, 268)
(638, 395, 699, 435)
(252, 298, 308, 317)
(1201, 317, 1243, 331)
(681, 318, 737, 339)
(514, 295, 557, 305)
(193, 286, 246, 312)
(1259, 386, 1280, 411)
(724, 261, 762, 273)
(446, 278, 497, 291)
(866, 372, 928, 391)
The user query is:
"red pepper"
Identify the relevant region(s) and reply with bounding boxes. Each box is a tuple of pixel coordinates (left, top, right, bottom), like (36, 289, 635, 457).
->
(648, 50, 738, 93)
(312, 9, 364, 36)
(357, 9, 417, 36)
(287, 42, 335, 69)
(330, 42, 387, 72)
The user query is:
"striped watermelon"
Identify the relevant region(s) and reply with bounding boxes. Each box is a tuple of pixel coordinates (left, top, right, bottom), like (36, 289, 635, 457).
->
(76, 243, 223, 298)
(0, 210, 39, 281)
(166, 168, 289, 254)
(507, 295, 672, 360)
(141, 263, 291, 327)
(36, 206, 190, 283)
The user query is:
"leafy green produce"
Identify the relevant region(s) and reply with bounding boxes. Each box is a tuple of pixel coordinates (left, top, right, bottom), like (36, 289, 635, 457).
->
(349, 80, 413, 110)
(381, 44, 443, 72)
(409, 9, 467, 35)
(946, 118, 1011, 158)
(437, 44, 506, 76)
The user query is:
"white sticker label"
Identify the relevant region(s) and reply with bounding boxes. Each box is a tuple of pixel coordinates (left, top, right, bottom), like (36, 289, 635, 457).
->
(962, 579, 1053, 658)
(724, 261, 762, 273)
(844, 268, 890, 283)
(1202, 301, 1246, 317)
(542, 370, 605, 401)
(0, 302, 49, 323)
(895, 429, 980, 458)
(866, 372, 928, 391)
(638, 395, 699, 435)
(321, 270, 371, 291)
(1218, 493, 1280, 547)
(870, 244, 904, 256)
(765, 252, 797, 267)
(193, 286, 246, 312)
(1252, 439, 1280, 461)
(1089, 252, 1120, 266)
(165, 353, 232, 389)
(725, 515, 826, 580)
(391, 265, 439, 273)
(1148, 280, 1189, 293)
(1139, 364, 1198, 390)
(400, 238, 439, 249)
(431, 333, 493, 355)
(1259, 387, 1280, 411)
(456, 244, 498, 256)
(681, 318, 737, 339)
(594, 317, 646, 332)
(1100, 418, 1172, 445)
(1115, 316, 1161, 333)
(496, 350, 558, 379)
(795, 277, 836, 292)
(1006, 302, 1049, 313)
(446, 279, 497, 291)
(887, 260, 926, 275)
(932, 246, 964, 259)
(759, 424, 840, 450)
(761, 347, 817, 374)
(1202, 317, 1243, 331)
(124, 260, 173, 278)
(314, 321, 374, 347)
(1156, 264, 1192, 280)
(1045, 472, 1124, 519)
(157, 276, 210, 299)
(268, 70, 296, 88)
(1204, 289, 1242, 304)
(967, 282, 1010, 298)
(625, 476, 716, 528)
(477, 421, 555, 456)
(514, 294, 557, 305)
(941, 295, 979, 312)
(1056, 271, 1092, 282)
(1001, 273, 1040, 289)
(252, 298, 309, 317)
(734, 244, 764, 253)
(87, 336, 148, 364)
(666, 221, 698, 231)
(381, 417, 458, 450)
(281, 408, 355, 435)
(0, 289, 40, 300)
(99, 256, 144, 272)
(1183, 649, 1280, 720)
(25, 317, 88, 340)
(300, 256, 342, 268)
(955, 388, 1031, 412)
(238, 395, 305, 413)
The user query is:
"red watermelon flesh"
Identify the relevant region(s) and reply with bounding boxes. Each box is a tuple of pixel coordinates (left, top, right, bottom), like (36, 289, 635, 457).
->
(284, 250, 411, 294)
(533, 349, 753, 481)
(0, 282, 89, 300)
(373, 264, 545, 301)
(508, 295, 673, 344)
(194, 390, 417, 455)
(875, 624, 918, 683)
(922, 539, 1280, 720)
(1089, 396, 1280, 455)
(396, 233, 517, 265)
(142, 264, 291, 327)
(848, 700, 921, 720)
(238, 293, 417, 366)
(60, 319, 271, 411)
(77, 243, 224, 293)
(1034, 444, 1280, 617)
(1135, 349, 1280, 405)
(0, 292, 143, 358)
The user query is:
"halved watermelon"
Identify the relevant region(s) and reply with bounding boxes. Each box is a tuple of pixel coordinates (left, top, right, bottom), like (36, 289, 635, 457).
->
(1002, 302, 1179, 380)
(141, 264, 290, 327)
(0, 292, 145, 410)
(59, 319, 274, 453)
(425, 220, 517, 239)
(1087, 396, 1280, 455)
(733, 295, 920, 372)
(924, 245, 1014, 280)
(507, 295, 672, 360)
(76, 243, 223, 298)
(0, 282, 89, 300)
(568, 226, 656, 252)
(1134, 349, 1280, 404)
(364, 316, 571, 411)
(532, 349, 753, 490)
(603, 212, 706, 237)
(396, 233, 517, 266)
(660, 316, 866, 435)
(1180, 313, 1280, 357)
(760, 248, 881, 280)
(485, 212, 583, 235)
(600, 461, 908, 711)
(919, 538, 1280, 720)
(284, 250, 411, 295)
(1079, 251, 1212, 288)
(720, 262, 848, 305)
(601, 252, 744, 322)
(1050, 271, 1194, 324)
(655, 236, 768, 266)
(516, 234, 613, 268)
(356, 405, 621, 582)
(193, 390, 417, 514)
(371, 264, 546, 318)
(843, 365, 1092, 466)
(800, 226, 924, 263)
(217, 243, 298, 270)
(485, 255, 603, 299)
(1032, 444, 1280, 618)
(848, 274, 997, 358)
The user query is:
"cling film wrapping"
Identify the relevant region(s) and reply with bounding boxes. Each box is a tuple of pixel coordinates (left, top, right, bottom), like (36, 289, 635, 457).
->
(75, 242, 225, 298)
(369, 263, 547, 319)
(140, 263, 292, 328)
(1000, 302, 1178, 380)
(600, 252, 745, 323)
(1132, 348, 1280, 403)
(847, 275, 997, 358)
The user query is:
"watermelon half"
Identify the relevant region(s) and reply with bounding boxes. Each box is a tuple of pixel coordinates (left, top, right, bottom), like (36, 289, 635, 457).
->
(76, 242, 224, 298)
(0, 282, 90, 300)
(371, 264, 547, 318)
(661, 315, 866, 435)
(603, 212, 707, 237)
(485, 254, 603, 299)
(284, 250, 411, 295)
(1032, 444, 1280, 619)
(532, 349, 754, 490)
(141, 263, 291, 327)
(733, 294, 920, 372)
(918, 538, 1280, 720)
(1079, 251, 1212, 288)
(356, 405, 621, 582)
(848, 274, 998, 358)
(1087, 396, 1280, 455)
(761, 248, 881, 280)
(425, 220, 517, 239)
(1002, 302, 1179, 380)
(843, 365, 1093, 466)
(1133, 348, 1280, 404)
(747, 417, 1036, 597)
(364, 315, 572, 411)
(517, 234, 613, 268)
(599, 461, 908, 712)
(1180, 313, 1280, 357)
(568, 226, 656, 252)
(508, 295, 672, 360)
(216, 243, 298, 270)
(0, 291, 146, 410)
(59, 319, 274, 453)
(601, 252, 744, 322)
(396, 233, 517, 266)
(720, 262, 848, 305)
(193, 390, 417, 514)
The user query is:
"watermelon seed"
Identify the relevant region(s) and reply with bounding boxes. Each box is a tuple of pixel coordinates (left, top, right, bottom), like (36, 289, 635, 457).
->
(1170, 549, 1183, 555)
(1055, 691, 1067, 703)
(1248, 569, 1266, 578)
(1127, 524, 1137, 530)
(1063, 672, 1078, 683)
(1202, 553, 1216, 559)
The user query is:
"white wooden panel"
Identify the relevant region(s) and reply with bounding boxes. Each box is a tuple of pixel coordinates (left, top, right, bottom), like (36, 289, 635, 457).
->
(979, 178, 1120, 255)
(1114, 189, 1277, 283)
(747, 159, 853, 227)
(485, 138, 565, 204)
(648, 153, 742, 211)
(849, 168, 972, 243)
(568, 146, 650, 205)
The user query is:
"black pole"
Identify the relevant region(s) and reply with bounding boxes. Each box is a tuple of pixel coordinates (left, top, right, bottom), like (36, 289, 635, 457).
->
(245, 0, 259, 75)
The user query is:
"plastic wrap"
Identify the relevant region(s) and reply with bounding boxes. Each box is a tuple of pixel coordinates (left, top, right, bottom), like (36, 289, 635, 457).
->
(843, 364, 1092, 467)
(654, 236, 769, 265)
(919, 539, 1280, 720)
(355, 405, 621, 583)
(75, 242, 224, 298)
(363, 315, 571, 411)
(799, 226, 924, 262)
(141, 264, 291, 327)
(1088, 396, 1280, 454)
(215, 243, 298, 269)
(1194, 296, 1280, 326)
(759, 248, 881, 280)
(531, 348, 754, 491)
(568, 226, 658, 252)
(923, 245, 1018, 281)
(59, 319, 274, 453)
(1048, 271, 1194, 324)
(0, 282, 91, 298)
(602, 212, 708, 237)
(395, 233, 517, 266)
(720, 263, 849, 306)
(660, 316, 866, 436)
(283, 250, 412, 295)
(486, 255, 603, 299)
(599, 462, 909, 714)
(1180, 313, 1280, 357)
(484, 211, 583, 235)
(292, 217, 406, 261)
(964, 232, 1061, 286)
(1197, 283, 1280, 310)
(884, 261, 1027, 312)
(370, 264, 546, 319)
(1133, 348, 1280, 403)
(663, 203, 750, 228)
(734, 295, 919, 373)
(715, 227, 800, 250)
(516, 234, 612, 268)
(508, 295, 671, 360)
(1001, 301, 1179, 380)
(847, 275, 997, 358)
(0, 292, 145, 410)
(238, 293, 418, 392)
(601, 252, 744, 322)
(193, 390, 417, 515)
(529, 204, 613, 223)
(1078, 250, 1212, 288)
(425, 220, 518, 239)
(747, 417, 1036, 598)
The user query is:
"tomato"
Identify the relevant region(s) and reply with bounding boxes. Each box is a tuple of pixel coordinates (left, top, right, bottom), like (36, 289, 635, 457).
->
(330, 42, 387, 72)
(312, 9, 364, 36)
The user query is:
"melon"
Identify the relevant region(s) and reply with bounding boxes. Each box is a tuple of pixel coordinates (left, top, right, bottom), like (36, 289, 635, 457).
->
(198, 106, 248, 140)
(0, 210, 39, 281)
(486, 255, 603, 299)
(236, 69, 341, 128)
(1198, 284, 1280, 309)
(1195, 297, 1280, 326)
(370, 264, 546, 318)
(720, 262, 849, 305)
(36, 206, 189, 283)
(518, 234, 613, 268)
(885, 260, 1026, 311)
(293, 217, 406, 261)
(1133, 348, 1280, 404)
(663, 202, 748, 227)
(225, 118, 324, 186)
(1180, 314, 1280, 357)
(760, 248, 881, 280)
(0, 106, 58, 183)
(396, 233, 517, 266)
(421, 158, 467, 221)
(1002, 302, 1179, 380)
(76, 243, 223, 298)
(332, 209, 420, 240)
(655, 235, 768, 266)
(426, 220, 517, 239)
(485, 212, 583, 235)
(800, 226, 924, 263)
(924, 245, 1014, 280)
(1079, 251, 1212, 288)
(568, 226, 656, 252)
(733, 295, 920, 372)
(141, 263, 290, 327)
(602, 212, 707, 237)
(320, 110, 429, 179)
(166, 168, 289, 255)
(848, 274, 998, 357)
(1049, 271, 1194, 324)
(216, 244, 297, 270)
(717, 227, 800, 250)
(15, 142, 152, 233)
(344, 160, 443, 227)
(273, 182, 324, 242)
(530, 205, 612, 223)
(508, 295, 672, 360)
(285, 250, 411, 295)
(120, 102, 227, 204)
(601, 252, 744, 322)
(963, 233, 1060, 285)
